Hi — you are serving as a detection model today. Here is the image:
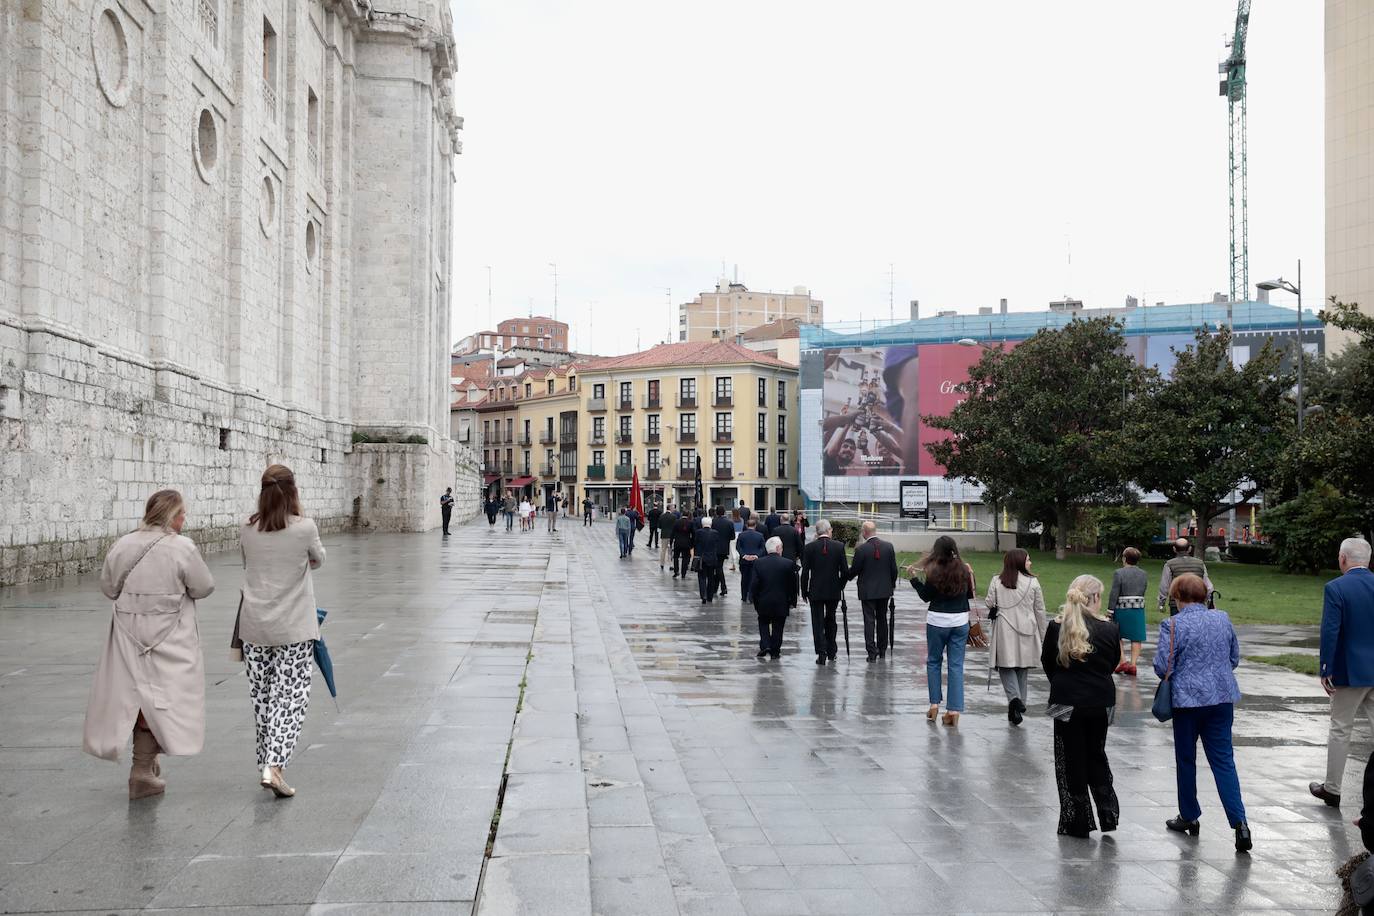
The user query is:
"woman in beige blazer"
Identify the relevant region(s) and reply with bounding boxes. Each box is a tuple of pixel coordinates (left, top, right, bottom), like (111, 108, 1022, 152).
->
(985, 548, 1048, 726)
(237, 464, 325, 797)
(84, 489, 215, 798)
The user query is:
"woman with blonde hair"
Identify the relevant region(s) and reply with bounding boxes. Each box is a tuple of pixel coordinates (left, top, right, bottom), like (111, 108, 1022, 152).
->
(236, 464, 325, 798)
(84, 489, 215, 798)
(1040, 574, 1121, 837)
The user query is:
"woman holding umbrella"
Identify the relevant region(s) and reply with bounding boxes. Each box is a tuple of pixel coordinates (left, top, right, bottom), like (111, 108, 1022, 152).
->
(237, 464, 326, 798)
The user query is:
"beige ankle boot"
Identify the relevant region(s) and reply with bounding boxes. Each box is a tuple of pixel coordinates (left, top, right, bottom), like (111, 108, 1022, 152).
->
(128, 726, 166, 800)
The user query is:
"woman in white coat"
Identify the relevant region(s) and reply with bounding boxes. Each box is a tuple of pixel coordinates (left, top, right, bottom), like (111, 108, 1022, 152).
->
(84, 490, 215, 798)
(985, 548, 1048, 726)
(236, 464, 325, 798)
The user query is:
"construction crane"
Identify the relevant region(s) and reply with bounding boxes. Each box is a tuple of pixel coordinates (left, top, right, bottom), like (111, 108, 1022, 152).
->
(1219, 0, 1251, 304)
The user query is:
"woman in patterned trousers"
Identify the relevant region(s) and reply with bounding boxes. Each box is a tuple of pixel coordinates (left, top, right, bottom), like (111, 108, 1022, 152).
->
(236, 464, 326, 797)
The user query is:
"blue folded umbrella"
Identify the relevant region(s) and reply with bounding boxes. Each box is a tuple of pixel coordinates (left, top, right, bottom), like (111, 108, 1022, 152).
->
(314, 607, 338, 710)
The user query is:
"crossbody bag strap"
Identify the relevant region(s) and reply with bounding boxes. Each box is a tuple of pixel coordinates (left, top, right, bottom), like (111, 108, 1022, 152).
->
(1165, 617, 1177, 679)
(110, 534, 180, 656)
(112, 533, 170, 597)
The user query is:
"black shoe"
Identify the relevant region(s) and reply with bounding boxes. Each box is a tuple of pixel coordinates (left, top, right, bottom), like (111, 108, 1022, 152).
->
(1234, 822, 1252, 852)
(878, 651, 886, 658)
(828, 654, 837, 661)
(867, 653, 877, 663)
(1309, 782, 1341, 807)
(756, 650, 768, 659)
(701, 598, 707, 605)
(769, 653, 780, 659)
(1011, 697, 1026, 715)
(1008, 701, 1023, 726)
(1165, 816, 1200, 837)
(816, 654, 825, 666)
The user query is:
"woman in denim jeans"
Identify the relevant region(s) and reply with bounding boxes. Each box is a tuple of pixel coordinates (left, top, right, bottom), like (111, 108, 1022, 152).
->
(908, 536, 975, 726)
(1155, 573, 1252, 852)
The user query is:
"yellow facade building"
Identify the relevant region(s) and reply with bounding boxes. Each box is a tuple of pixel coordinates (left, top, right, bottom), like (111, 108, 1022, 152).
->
(475, 341, 798, 513)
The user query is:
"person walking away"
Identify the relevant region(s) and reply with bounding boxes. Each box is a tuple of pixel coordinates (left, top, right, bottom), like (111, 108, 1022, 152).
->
(83, 490, 214, 799)
(626, 504, 641, 554)
(848, 521, 897, 664)
(711, 506, 736, 597)
(738, 500, 751, 527)
(729, 508, 743, 572)
(671, 512, 695, 579)
(764, 508, 782, 532)
(521, 497, 535, 532)
(439, 487, 454, 536)
(545, 489, 558, 532)
(908, 535, 975, 725)
(801, 520, 848, 666)
(647, 502, 662, 550)
(985, 548, 1047, 725)
(752, 537, 798, 659)
(770, 516, 802, 608)
(693, 518, 721, 604)
(1041, 575, 1120, 838)
(485, 495, 498, 527)
(583, 496, 593, 526)
(1310, 537, 1374, 808)
(657, 505, 678, 569)
(1155, 574, 1252, 851)
(236, 464, 326, 798)
(737, 518, 766, 602)
(503, 491, 516, 531)
(1158, 538, 1212, 615)
(1108, 547, 1148, 675)
(615, 509, 633, 558)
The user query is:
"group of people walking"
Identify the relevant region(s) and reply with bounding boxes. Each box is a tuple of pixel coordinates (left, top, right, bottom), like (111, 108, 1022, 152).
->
(84, 465, 324, 800)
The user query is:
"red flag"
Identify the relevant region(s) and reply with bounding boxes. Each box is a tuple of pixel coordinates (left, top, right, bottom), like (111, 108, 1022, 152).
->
(629, 466, 644, 520)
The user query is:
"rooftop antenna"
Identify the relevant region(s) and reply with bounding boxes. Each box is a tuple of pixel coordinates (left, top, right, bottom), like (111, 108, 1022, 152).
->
(666, 288, 672, 343)
(548, 262, 558, 321)
(888, 263, 894, 323)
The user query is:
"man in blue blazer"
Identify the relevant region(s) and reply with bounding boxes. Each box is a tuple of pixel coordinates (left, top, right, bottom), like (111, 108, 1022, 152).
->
(1310, 537, 1374, 807)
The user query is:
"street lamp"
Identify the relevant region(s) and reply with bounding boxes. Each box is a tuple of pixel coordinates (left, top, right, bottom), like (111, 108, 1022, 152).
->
(1257, 259, 1305, 433)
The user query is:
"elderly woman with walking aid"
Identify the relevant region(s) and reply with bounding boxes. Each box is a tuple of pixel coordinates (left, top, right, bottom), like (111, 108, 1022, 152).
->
(84, 489, 215, 798)
(236, 464, 326, 798)
(1041, 575, 1120, 838)
(1155, 573, 1252, 852)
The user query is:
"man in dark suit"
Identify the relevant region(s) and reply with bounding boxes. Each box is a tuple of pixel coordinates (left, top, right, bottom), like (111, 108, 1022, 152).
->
(1310, 537, 1374, 807)
(801, 519, 848, 665)
(647, 502, 662, 549)
(751, 537, 798, 659)
(657, 505, 678, 570)
(738, 500, 751, 526)
(847, 520, 898, 662)
(711, 506, 736, 597)
(693, 519, 721, 604)
(736, 517, 767, 603)
(671, 513, 695, 579)
(770, 519, 801, 608)
(764, 508, 782, 533)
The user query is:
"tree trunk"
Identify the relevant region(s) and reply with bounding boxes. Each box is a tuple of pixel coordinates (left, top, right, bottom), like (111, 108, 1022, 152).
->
(1055, 503, 1071, 561)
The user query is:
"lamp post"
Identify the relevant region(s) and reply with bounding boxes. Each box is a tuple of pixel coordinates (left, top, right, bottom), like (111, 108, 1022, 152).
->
(1256, 259, 1304, 433)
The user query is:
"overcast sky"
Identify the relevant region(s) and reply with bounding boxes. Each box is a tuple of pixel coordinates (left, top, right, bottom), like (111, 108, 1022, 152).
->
(447, 1, 1323, 355)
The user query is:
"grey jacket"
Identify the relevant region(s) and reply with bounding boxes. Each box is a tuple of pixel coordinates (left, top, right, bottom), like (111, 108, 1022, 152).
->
(238, 516, 326, 646)
(1107, 565, 1149, 610)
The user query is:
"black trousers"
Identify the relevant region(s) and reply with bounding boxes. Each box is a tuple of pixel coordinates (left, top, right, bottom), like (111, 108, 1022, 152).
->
(648, 528, 660, 547)
(739, 560, 755, 601)
(757, 611, 788, 655)
(809, 598, 839, 657)
(698, 565, 719, 601)
(861, 599, 890, 656)
(441, 507, 452, 534)
(1053, 708, 1119, 836)
(715, 556, 730, 594)
(583, 510, 592, 526)
(672, 548, 691, 577)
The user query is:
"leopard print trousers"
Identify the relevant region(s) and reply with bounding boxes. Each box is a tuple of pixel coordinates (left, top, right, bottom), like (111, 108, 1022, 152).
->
(243, 641, 314, 769)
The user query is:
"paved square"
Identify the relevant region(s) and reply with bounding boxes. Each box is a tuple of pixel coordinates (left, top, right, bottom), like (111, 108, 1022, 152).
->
(0, 518, 1364, 914)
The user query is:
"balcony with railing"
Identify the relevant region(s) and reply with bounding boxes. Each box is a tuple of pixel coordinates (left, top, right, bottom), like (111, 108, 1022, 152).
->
(614, 465, 633, 481)
(616, 397, 634, 411)
(560, 465, 577, 480)
(538, 463, 557, 477)
(677, 466, 698, 480)
(713, 465, 734, 480)
(539, 431, 556, 444)
(675, 392, 696, 408)
(712, 430, 733, 444)
(587, 397, 607, 412)
(262, 80, 278, 124)
(646, 467, 661, 480)
(560, 430, 577, 444)
(196, 0, 219, 46)
(676, 430, 696, 444)
(501, 462, 513, 475)
(756, 465, 768, 479)
(586, 464, 606, 480)
(616, 432, 633, 445)
(644, 428, 660, 444)
(713, 392, 733, 408)
(307, 141, 319, 173)
(642, 393, 661, 409)
(589, 433, 607, 446)
(515, 433, 531, 447)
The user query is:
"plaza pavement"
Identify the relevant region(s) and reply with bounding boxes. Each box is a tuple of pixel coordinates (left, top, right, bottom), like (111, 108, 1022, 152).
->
(0, 515, 1366, 915)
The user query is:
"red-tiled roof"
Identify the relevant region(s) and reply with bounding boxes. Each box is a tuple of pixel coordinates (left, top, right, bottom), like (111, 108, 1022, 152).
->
(580, 340, 793, 371)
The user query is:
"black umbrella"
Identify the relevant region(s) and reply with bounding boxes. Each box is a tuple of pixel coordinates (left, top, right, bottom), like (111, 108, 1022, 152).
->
(840, 595, 850, 657)
(887, 596, 896, 647)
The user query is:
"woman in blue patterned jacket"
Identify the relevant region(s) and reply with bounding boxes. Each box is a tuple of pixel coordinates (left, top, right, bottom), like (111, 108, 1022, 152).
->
(1154, 573, 1252, 852)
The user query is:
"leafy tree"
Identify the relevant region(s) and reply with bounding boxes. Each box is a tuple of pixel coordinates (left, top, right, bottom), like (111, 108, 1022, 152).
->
(1260, 482, 1364, 573)
(924, 318, 1150, 560)
(1132, 326, 1292, 537)
(1277, 299, 1374, 539)
(1092, 504, 1163, 558)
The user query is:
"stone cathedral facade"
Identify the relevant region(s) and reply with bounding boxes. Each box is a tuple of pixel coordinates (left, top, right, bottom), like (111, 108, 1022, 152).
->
(0, 0, 476, 585)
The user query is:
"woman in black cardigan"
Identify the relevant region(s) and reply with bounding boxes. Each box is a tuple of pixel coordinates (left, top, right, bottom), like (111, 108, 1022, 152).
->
(1041, 574, 1121, 838)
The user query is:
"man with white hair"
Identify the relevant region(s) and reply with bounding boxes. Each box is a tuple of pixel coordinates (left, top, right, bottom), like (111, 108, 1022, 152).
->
(1310, 537, 1374, 807)
(751, 536, 798, 660)
(801, 519, 849, 665)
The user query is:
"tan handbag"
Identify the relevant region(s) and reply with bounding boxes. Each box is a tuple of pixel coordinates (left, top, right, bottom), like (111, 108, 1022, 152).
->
(967, 615, 989, 648)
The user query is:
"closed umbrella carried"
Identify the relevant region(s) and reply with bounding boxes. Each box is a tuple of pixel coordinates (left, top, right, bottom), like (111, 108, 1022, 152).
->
(314, 607, 338, 711)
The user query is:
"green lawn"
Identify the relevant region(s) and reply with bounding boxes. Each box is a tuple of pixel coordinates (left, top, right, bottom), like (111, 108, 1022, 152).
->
(891, 549, 1333, 626)
(1245, 654, 1320, 676)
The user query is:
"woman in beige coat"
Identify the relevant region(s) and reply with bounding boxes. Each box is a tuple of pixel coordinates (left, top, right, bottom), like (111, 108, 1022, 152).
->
(985, 548, 1048, 726)
(84, 489, 215, 798)
(236, 463, 325, 798)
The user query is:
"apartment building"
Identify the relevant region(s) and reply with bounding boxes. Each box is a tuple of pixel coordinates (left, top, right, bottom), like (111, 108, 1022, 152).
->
(473, 341, 799, 513)
(453, 315, 569, 354)
(679, 279, 822, 343)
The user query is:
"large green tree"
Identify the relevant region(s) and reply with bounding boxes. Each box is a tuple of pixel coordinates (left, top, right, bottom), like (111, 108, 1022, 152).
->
(924, 318, 1150, 560)
(1132, 326, 1292, 536)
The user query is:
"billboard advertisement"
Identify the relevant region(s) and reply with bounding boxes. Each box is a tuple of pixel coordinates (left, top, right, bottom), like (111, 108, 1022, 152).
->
(821, 343, 1006, 477)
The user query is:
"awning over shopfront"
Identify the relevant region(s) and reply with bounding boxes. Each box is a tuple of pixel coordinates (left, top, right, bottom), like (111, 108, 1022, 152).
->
(508, 476, 536, 487)
(483, 473, 501, 484)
